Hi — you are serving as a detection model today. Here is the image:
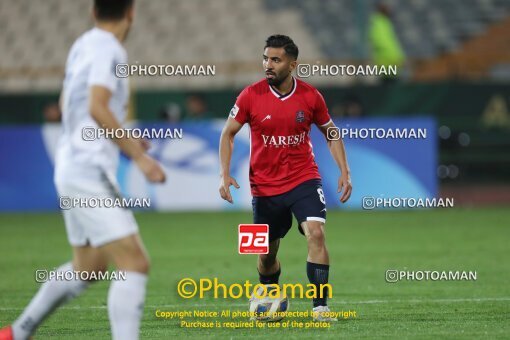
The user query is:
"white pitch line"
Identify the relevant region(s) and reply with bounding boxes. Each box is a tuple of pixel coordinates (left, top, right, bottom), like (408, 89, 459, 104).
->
(352, 297, 510, 304)
(0, 297, 508, 312)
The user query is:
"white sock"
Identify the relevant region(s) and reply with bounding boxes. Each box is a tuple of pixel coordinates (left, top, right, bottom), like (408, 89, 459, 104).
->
(108, 271, 147, 340)
(12, 262, 89, 340)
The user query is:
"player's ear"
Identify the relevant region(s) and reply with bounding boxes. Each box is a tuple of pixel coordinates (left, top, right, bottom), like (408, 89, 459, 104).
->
(289, 59, 297, 73)
(126, 4, 135, 22)
(91, 6, 98, 21)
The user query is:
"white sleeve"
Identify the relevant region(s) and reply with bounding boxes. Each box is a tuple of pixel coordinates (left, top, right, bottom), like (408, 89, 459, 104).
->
(87, 47, 118, 91)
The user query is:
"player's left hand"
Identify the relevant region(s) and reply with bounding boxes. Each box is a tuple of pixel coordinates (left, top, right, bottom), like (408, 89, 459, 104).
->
(338, 174, 352, 203)
(219, 175, 240, 204)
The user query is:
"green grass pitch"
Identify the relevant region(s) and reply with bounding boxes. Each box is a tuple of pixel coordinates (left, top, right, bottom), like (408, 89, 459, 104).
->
(0, 208, 509, 338)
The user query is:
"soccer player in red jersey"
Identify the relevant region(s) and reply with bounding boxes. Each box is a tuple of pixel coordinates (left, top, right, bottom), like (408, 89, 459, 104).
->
(219, 35, 352, 321)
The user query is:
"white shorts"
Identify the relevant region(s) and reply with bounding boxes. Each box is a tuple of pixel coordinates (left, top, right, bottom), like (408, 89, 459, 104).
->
(55, 170, 139, 248)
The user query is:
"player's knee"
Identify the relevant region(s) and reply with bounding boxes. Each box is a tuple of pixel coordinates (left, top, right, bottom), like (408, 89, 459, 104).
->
(113, 249, 151, 274)
(139, 259, 151, 274)
(132, 253, 151, 274)
(306, 224, 325, 245)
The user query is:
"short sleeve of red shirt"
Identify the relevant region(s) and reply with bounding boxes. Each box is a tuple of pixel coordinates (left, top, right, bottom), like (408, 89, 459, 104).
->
(230, 87, 251, 124)
(313, 90, 331, 126)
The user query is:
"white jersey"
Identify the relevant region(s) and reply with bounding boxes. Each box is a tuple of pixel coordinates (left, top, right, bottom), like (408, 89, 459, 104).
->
(55, 27, 129, 183)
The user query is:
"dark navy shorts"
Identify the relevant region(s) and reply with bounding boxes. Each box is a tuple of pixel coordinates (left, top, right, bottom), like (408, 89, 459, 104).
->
(252, 179, 326, 242)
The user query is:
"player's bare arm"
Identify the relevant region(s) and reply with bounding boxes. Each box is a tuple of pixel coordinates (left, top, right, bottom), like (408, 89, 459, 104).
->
(318, 120, 352, 203)
(89, 85, 166, 183)
(218, 117, 243, 203)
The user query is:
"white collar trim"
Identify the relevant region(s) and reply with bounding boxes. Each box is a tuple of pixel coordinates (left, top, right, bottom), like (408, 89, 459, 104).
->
(269, 77, 297, 101)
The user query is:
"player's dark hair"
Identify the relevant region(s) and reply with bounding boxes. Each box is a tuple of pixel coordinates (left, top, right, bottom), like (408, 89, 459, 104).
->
(94, 0, 133, 21)
(264, 35, 299, 60)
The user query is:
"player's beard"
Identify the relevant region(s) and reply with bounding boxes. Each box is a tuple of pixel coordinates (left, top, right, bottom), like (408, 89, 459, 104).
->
(266, 71, 289, 87)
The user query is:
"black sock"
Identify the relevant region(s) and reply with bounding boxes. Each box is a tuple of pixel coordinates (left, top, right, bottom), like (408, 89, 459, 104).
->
(306, 261, 330, 307)
(258, 268, 281, 285)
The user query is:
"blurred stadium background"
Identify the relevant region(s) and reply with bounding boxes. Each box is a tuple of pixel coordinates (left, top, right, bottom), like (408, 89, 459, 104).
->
(1, 0, 509, 211)
(1, 1, 509, 338)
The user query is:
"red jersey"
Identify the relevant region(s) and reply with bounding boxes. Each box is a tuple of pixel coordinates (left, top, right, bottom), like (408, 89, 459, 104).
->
(230, 77, 332, 197)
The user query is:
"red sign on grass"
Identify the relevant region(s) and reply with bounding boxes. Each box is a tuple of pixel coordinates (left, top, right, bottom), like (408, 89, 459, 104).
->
(238, 224, 269, 254)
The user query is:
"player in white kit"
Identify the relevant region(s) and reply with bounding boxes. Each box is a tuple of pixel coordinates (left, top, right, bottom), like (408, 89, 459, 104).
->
(0, 1, 165, 339)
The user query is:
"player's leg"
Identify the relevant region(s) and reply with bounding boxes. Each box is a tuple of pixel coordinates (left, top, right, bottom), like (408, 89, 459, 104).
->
(289, 179, 336, 320)
(74, 171, 148, 340)
(258, 238, 281, 283)
(252, 195, 292, 286)
(300, 220, 335, 321)
(10, 245, 107, 340)
(100, 233, 150, 340)
(56, 174, 148, 340)
(300, 220, 331, 303)
(249, 196, 291, 321)
(300, 218, 332, 308)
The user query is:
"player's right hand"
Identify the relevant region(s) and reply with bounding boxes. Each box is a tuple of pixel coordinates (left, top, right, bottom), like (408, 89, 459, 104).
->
(219, 175, 240, 204)
(135, 153, 166, 183)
